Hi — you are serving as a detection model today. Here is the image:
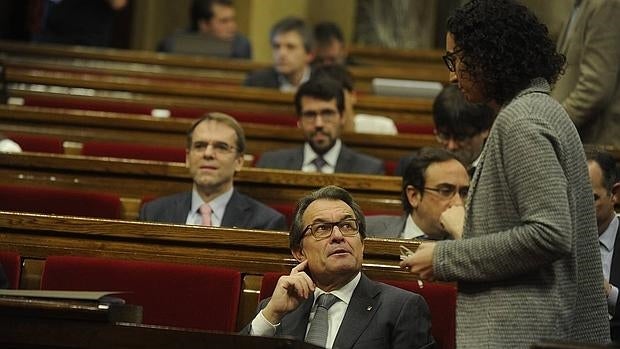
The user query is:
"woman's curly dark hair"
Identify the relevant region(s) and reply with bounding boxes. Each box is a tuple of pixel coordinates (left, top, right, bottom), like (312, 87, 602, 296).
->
(447, 0, 565, 104)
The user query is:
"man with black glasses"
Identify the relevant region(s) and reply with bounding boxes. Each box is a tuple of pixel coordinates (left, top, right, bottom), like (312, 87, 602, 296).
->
(242, 185, 434, 349)
(256, 77, 384, 174)
(368, 147, 470, 240)
(139, 112, 286, 231)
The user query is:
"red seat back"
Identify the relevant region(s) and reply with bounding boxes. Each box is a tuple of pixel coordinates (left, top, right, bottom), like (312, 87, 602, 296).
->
(81, 141, 186, 162)
(0, 184, 122, 219)
(41, 255, 242, 332)
(5, 133, 64, 153)
(0, 251, 21, 289)
(381, 279, 456, 349)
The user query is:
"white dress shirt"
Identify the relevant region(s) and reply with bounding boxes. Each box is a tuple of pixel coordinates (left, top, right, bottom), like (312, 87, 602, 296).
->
(279, 67, 311, 93)
(301, 139, 342, 174)
(185, 187, 234, 226)
(251, 272, 361, 349)
(402, 215, 428, 239)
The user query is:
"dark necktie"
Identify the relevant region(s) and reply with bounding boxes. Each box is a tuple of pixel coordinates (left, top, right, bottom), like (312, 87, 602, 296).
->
(306, 293, 339, 347)
(312, 156, 327, 173)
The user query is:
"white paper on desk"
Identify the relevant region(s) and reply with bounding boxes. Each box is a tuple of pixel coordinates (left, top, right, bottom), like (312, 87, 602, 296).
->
(0, 289, 128, 304)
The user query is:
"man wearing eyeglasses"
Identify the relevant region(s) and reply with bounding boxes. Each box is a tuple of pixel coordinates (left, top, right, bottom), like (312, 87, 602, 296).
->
(368, 147, 470, 240)
(242, 185, 434, 349)
(256, 77, 385, 174)
(139, 112, 287, 231)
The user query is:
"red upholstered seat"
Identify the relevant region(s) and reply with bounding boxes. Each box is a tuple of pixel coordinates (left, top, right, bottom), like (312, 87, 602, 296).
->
(259, 273, 456, 349)
(381, 279, 456, 349)
(81, 141, 186, 163)
(41, 255, 242, 332)
(384, 160, 398, 176)
(267, 203, 294, 227)
(0, 184, 122, 219)
(395, 123, 435, 135)
(5, 133, 64, 153)
(0, 251, 21, 289)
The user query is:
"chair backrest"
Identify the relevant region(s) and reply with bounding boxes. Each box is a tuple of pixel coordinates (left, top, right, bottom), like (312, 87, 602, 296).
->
(81, 141, 186, 163)
(41, 255, 242, 332)
(258, 273, 456, 349)
(0, 184, 122, 219)
(5, 133, 64, 153)
(381, 279, 456, 349)
(0, 251, 21, 289)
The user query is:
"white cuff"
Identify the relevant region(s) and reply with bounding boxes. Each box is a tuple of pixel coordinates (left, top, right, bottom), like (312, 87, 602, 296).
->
(249, 309, 279, 336)
(608, 284, 618, 316)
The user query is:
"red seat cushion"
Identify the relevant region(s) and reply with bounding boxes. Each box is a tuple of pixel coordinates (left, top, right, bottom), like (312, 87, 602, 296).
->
(5, 133, 64, 154)
(0, 184, 122, 219)
(41, 255, 242, 332)
(395, 123, 435, 135)
(0, 251, 21, 289)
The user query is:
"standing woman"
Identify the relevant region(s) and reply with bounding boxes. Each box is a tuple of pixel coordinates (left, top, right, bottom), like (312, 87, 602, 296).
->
(400, 0, 610, 347)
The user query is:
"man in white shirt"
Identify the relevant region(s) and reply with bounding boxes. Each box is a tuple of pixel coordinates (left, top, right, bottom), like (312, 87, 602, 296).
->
(256, 78, 384, 175)
(367, 147, 470, 240)
(586, 148, 620, 341)
(242, 185, 434, 349)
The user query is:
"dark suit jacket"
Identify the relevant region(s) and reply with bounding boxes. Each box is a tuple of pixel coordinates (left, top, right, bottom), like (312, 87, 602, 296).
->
(244, 67, 280, 89)
(139, 189, 287, 231)
(366, 215, 407, 239)
(242, 274, 434, 349)
(256, 145, 385, 175)
(609, 218, 620, 341)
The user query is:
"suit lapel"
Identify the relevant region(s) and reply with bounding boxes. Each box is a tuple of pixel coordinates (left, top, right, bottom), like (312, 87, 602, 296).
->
(171, 192, 192, 224)
(221, 190, 249, 228)
(609, 218, 620, 286)
(279, 294, 315, 340)
(332, 275, 380, 349)
(334, 145, 351, 172)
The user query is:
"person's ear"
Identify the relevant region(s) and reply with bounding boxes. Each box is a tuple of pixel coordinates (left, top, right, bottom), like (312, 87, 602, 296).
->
(611, 183, 620, 204)
(292, 248, 305, 262)
(406, 185, 421, 209)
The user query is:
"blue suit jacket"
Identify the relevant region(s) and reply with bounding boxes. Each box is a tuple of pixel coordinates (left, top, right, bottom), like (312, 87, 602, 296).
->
(138, 189, 287, 231)
(242, 274, 435, 349)
(256, 145, 385, 175)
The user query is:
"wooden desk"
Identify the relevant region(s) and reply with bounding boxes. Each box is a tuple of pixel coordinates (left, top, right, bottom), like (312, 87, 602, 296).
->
(0, 104, 437, 162)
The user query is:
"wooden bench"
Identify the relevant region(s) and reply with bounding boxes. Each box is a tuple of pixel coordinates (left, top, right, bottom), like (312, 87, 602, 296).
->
(0, 152, 404, 221)
(4, 64, 436, 126)
(0, 211, 423, 331)
(0, 40, 449, 93)
(0, 104, 437, 163)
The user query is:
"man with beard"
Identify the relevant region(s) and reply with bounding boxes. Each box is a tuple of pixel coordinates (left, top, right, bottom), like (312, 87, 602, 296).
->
(256, 78, 384, 174)
(139, 112, 286, 230)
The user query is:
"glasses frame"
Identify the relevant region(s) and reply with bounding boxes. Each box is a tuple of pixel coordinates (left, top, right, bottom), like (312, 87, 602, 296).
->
(442, 49, 462, 73)
(302, 218, 360, 240)
(423, 185, 469, 200)
(300, 108, 340, 124)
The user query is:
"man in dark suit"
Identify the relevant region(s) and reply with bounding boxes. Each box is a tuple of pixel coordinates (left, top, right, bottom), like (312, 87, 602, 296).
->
(158, 0, 252, 59)
(139, 112, 286, 231)
(242, 185, 434, 349)
(367, 147, 469, 240)
(256, 78, 384, 175)
(244, 17, 313, 92)
(586, 148, 620, 340)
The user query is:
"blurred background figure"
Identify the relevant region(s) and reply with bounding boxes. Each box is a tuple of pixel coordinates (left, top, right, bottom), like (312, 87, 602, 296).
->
(33, 0, 128, 47)
(312, 21, 351, 66)
(158, 0, 251, 59)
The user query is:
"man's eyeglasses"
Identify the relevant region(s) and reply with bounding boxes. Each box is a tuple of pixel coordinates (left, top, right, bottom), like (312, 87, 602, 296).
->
(442, 50, 461, 72)
(424, 184, 469, 200)
(303, 218, 360, 240)
(300, 109, 339, 123)
(191, 141, 236, 155)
